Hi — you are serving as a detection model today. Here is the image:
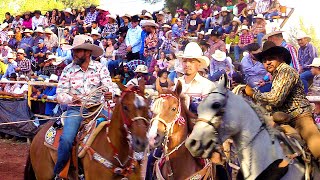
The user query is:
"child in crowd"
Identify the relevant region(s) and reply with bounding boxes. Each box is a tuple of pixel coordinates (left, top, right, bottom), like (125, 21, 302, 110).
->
(157, 51, 168, 70)
(160, 30, 174, 54)
(153, 65, 160, 78)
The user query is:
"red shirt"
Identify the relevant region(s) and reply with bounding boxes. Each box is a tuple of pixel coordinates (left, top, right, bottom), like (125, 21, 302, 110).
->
(237, 3, 248, 15)
(202, 9, 212, 19)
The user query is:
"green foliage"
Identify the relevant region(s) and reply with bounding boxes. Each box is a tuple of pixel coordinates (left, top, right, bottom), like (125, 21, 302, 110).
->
(60, 0, 100, 9)
(164, 0, 227, 14)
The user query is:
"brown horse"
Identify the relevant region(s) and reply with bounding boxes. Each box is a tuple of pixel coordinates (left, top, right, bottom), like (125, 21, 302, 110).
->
(25, 85, 150, 180)
(147, 82, 204, 180)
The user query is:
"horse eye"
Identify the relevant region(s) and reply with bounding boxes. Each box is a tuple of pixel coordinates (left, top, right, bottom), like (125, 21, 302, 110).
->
(123, 105, 129, 111)
(172, 107, 177, 111)
(211, 102, 221, 109)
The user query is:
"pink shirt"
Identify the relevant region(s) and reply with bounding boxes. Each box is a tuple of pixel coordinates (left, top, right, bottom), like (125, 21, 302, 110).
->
(23, 18, 32, 30)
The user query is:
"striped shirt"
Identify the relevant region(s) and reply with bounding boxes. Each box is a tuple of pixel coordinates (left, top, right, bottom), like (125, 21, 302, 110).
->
(17, 58, 32, 76)
(298, 42, 318, 71)
(281, 41, 299, 72)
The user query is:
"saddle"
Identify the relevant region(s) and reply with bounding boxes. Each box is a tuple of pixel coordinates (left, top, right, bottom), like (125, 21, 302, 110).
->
(44, 111, 110, 179)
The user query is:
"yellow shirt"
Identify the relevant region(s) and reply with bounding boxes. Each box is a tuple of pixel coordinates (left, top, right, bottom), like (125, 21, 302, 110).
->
(0, 61, 8, 75)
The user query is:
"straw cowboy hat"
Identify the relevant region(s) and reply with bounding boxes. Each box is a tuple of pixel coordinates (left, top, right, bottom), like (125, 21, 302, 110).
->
(221, 7, 229, 12)
(307, 58, 320, 68)
(197, 30, 205, 36)
(255, 41, 291, 64)
(49, 74, 59, 82)
(45, 54, 57, 62)
(44, 28, 53, 34)
(253, 14, 265, 20)
(181, 42, 210, 69)
(63, 35, 104, 57)
(231, 17, 241, 25)
(17, 49, 25, 54)
(262, 31, 284, 41)
(91, 29, 101, 37)
(296, 30, 311, 41)
(165, 30, 172, 38)
(142, 20, 159, 28)
(212, 50, 227, 62)
(64, 8, 73, 14)
(96, 5, 109, 12)
(240, 25, 250, 31)
(34, 27, 44, 33)
(7, 53, 14, 59)
(18, 75, 29, 81)
(143, 12, 153, 19)
(162, 24, 171, 29)
(107, 14, 117, 21)
(60, 38, 69, 45)
(52, 57, 64, 66)
(23, 29, 33, 33)
(157, 11, 165, 16)
(134, 65, 148, 73)
(7, 31, 14, 36)
(121, 14, 131, 19)
(0, 22, 8, 31)
(213, 11, 219, 16)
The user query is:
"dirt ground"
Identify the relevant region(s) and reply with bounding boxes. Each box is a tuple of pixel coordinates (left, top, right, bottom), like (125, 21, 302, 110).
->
(0, 138, 29, 180)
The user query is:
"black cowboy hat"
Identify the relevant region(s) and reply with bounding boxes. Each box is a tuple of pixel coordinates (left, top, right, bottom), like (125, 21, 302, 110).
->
(210, 30, 221, 37)
(131, 15, 140, 22)
(254, 41, 291, 64)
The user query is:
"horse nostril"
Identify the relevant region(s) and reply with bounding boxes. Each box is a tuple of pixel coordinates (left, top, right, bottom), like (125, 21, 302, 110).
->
(189, 139, 201, 151)
(190, 139, 197, 147)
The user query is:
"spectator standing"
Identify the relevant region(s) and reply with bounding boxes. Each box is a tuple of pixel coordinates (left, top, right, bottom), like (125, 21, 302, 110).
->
(114, 32, 127, 62)
(296, 31, 319, 93)
(143, 20, 158, 69)
(121, 14, 132, 28)
(22, 11, 32, 30)
(32, 10, 45, 30)
(84, 5, 98, 27)
(125, 15, 142, 61)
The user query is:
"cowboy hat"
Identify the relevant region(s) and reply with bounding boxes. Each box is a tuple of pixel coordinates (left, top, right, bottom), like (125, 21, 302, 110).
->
(142, 20, 159, 28)
(213, 11, 219, 16)
(157, 11, 165, 16)
(221, 7, 229, 12)
(212, 50, 227, 62)
(44, 28, 53, 34)
(7, 53, 14, 59)
(64, 8, 73, 14)
(52, 57, 64, 66)
(62, 35, 104, 57)
(46, 54, 56, 61)
(60, 38, 69, 45)
(91, 29, 101, 37)
(96, 5, 109, 12)
(18, 75, 29, 81)
(7, 31, 14, 36)
(165, 30, 172, 38)
(49, 74, 59, 82)
(134, 65, 148, 73)
(143, 12, 153, 19)
(131, 15, 140, 22)
(162, 24, 171, 29)
(262, 31, 284, 41)
(205, 29, 213, 36)
(296, 30, 311, 41)
(307, 58, 320, 68)
(23, 29, 33, 33)
(181, 42, 210, 69)
(253, 14, 265, 20)
(17, 49, 25, 54)
(107, 14, 117, 21)
(121, 14, 131, 19)
(254, 41, 291, 64)
(197, 30, 205, 36)
(240, 25, 249, 31)
(34, 26, 44, 33)
(0, 22, 8, 31)
(231, 17, 241, 24)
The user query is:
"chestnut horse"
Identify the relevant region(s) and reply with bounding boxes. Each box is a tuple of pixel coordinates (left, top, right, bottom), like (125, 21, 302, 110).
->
(147, 82, 205, 180)
(24, 85, 150, 180)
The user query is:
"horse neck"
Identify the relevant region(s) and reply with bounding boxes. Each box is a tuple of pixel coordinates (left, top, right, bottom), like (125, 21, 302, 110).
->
(227, 95, 285, 179)
(107, 104, 130, 162)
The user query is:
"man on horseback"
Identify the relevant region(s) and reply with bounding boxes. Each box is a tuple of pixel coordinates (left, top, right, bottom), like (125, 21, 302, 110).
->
(53, 35, 114, 179)
(244, 41, 320, 159)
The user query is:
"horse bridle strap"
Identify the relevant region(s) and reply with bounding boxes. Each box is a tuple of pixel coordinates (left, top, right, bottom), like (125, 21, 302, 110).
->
(196, 118, 219, 129)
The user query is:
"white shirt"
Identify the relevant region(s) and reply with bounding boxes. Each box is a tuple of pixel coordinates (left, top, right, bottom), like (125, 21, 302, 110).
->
(177, 73, 216, 108)
(32, 16, 45, 30)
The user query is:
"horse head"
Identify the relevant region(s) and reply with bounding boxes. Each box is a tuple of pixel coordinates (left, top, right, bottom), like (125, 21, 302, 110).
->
(147, 81, 187, 148)
(186, 74, 231, 158)
(117, 83, 150, 152)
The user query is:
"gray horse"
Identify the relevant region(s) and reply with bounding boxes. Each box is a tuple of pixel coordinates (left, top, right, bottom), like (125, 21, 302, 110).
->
(185, 75, 312, 180)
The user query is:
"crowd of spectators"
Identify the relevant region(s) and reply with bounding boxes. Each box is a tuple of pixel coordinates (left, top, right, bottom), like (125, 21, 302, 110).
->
(0, 0, 318, 119)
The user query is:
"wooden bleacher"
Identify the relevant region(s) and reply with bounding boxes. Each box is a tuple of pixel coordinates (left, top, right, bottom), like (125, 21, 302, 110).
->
(272, 6, 295, 28)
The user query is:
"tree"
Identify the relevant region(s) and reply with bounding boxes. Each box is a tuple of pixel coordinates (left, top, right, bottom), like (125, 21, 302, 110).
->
(59, 0, 100, 8)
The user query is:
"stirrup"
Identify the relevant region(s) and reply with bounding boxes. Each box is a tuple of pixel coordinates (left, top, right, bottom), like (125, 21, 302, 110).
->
(53, 174, 64, 180)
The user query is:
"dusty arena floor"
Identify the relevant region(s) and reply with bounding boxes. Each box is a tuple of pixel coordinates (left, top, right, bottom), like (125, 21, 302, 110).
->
(0, 139, 29, 180)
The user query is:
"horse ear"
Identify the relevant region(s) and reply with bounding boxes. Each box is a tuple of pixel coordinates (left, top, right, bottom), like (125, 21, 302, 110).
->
(175, 80, 183, 96)
(217, 73, 227, 89)
(115, 80, 127, 92)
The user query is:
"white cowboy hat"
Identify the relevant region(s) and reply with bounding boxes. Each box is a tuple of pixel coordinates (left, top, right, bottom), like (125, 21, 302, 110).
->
(241, 25, 249, 31)
(96, 5, 109, 12)
(91, 29, 101, 37)
(213, 11, 219, 16)
(165, 30, 172, 38)
(18, 75, 29, 81)
(205, 29, 213, 36)
(253, 14, 265, 20)
(63, 8, 73, 14)
(34, 26, 44, 33)
(231, 17, 241, 24)
(0, 22, 8, 31)
(46, 54, 56, 60)
(296, 30, 311, 41)
(197, 30, 205, 36)
(17, 49, 25, 54)
(134, 64, 148, 73)
(7, 31, 14, 36)
(7, 53, 14, 59)
(121, 14, 131, 19)
(162, 24, 171, 29)
(181, 42, 210, 69)
(221, 7, 229, 12)
(143, 12, 153, 19)
(52, 57, 64, 66)
(107, 14, 117, 21)
(157, 11, 165, 15)
(60, 38, 69, 45)
(142, 20, 159, 28)
(212, 50, 227, 62)
(49, 74, 59, 82)
(23, 29, 33, 33)
(262, 31, 284, 41)
(62, 35, 104, 57)
(307, 58, 320, 68)
(44, 28, 53, 34)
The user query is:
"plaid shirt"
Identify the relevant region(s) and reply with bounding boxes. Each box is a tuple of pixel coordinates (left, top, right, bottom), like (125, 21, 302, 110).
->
(253, 63, 312, 119)
(42, 65, 57, 76)
(17, 58, 32, 76)
(144, 32, 158, 56)
(239, 33, 254, 45)
(251, 22, 266, 35)
(84, 11, 98, 25)
(56, 60, 114, 106)
(102, 23, 118, 36)
(160, 39, 173, 52)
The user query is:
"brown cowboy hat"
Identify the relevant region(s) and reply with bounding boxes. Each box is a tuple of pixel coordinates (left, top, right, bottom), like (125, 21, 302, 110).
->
(254, 41, 291, 64)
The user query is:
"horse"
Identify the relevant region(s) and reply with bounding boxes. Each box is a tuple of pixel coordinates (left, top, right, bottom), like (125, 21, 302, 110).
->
(185, 75, 316, 180)
(24, 84, 150, 180)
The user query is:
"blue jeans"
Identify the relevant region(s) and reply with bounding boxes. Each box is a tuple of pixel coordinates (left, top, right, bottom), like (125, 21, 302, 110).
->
(300, 70, 314, 94)
(233, 45, 241, 61)
(264, 11, 279, 22)
(256, 33, 265, 46)
(145, 55, 153, 68)
(168, 71, 176, 82)
(146, 148, 163, 179)
(205, 18, 223, 33)
(53, 106, 109, 174)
